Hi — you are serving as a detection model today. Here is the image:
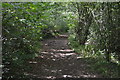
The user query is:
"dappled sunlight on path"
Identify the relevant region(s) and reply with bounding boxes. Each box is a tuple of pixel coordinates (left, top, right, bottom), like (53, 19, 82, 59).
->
(26, 34, 102, 79)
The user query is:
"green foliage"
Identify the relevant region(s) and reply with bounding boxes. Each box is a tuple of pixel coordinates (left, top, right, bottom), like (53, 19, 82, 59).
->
(69, 2, 120, 63)
(88, 57, 120, 78)
(2, 2, 120, 78)
(2, 2, 72, 78)
(2, 2, 49, 78)
(68, 2, 120, 76)
(89, 2, 120, 62)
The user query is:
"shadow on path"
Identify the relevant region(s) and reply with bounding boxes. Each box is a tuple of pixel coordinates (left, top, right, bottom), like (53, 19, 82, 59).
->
(25, 34, 102, 79)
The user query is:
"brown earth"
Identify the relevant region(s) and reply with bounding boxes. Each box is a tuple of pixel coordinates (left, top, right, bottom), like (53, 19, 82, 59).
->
(25, 34, 102, 79)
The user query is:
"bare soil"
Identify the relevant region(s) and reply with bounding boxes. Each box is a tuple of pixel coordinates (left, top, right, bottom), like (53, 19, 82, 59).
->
(26, 34, 102, 79)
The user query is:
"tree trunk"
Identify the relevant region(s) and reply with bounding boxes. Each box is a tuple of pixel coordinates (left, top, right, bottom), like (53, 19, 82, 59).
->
(76, 3, 92, 45)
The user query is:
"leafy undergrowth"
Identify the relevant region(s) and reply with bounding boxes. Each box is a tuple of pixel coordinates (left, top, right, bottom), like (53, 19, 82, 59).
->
(68, 34, 120, 78)
(87, 57, 120, 78)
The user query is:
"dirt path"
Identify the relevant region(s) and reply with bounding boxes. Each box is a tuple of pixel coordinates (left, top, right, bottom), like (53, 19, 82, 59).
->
(26, 34, 102, 79)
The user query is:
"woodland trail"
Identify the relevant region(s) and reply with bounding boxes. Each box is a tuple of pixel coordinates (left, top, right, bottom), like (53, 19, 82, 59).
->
(26, 34, 102, 79)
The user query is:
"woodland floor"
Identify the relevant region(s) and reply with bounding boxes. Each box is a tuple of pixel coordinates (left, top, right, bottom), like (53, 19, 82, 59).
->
(25, 34, 103, 79)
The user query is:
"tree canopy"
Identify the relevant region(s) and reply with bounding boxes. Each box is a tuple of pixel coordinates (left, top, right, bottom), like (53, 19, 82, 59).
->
(2, 2, 120, 78)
